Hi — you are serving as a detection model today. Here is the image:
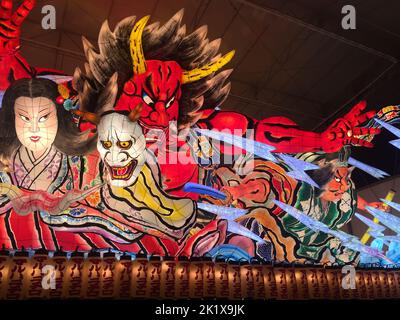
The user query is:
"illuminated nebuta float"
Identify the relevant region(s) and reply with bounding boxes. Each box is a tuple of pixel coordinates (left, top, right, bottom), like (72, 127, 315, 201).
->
(0, 11, 270, 259)
(0, 1, 399, 299)
(0, 73, 262, 258)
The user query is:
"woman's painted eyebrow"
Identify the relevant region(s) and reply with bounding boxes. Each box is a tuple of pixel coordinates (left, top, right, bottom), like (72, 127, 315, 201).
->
(38, 108, 51, 114)
(16, 108, 29, 115)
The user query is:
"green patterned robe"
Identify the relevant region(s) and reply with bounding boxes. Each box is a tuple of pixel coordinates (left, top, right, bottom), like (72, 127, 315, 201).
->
(280, 180, 359, 265)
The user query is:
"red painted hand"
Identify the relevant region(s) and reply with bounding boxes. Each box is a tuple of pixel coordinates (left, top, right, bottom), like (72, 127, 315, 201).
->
(366, 201, 390, 213)
(357, 196, 390, 213)
(322, 101, 381, 152)
(0, 0, 35, 53)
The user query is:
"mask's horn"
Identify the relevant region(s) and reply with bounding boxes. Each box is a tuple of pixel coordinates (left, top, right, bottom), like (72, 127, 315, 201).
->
(128, 103, 143, 122)
(130, 15, 150, 75)
(181, 50, 235, 84)
(73, 110, 100, 125)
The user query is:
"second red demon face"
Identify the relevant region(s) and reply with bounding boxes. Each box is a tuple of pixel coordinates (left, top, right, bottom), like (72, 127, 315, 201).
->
(115, 60, 182, 133)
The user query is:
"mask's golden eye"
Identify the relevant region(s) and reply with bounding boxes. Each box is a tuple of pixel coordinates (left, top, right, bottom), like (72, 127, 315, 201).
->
(117, 140, 132, 149)
(101, 140, 112, 149)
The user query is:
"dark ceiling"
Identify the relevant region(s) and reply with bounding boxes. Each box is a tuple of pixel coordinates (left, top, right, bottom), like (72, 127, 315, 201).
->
(18, 0, 400, 126)
(15, 0, 400, 187)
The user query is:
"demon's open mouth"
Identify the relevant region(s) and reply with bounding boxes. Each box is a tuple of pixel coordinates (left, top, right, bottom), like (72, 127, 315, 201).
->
(139, 119, 169, 131)
(139, 120, 169, 143)
(107, 159, 137, 180)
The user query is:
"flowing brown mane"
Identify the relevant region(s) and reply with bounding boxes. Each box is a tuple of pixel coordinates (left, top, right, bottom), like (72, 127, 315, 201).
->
(74, 9, 232, 126)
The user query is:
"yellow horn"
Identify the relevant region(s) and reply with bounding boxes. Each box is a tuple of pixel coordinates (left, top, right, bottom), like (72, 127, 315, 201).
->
(130, 15, 150, 75)
(181, 50, 235, 84)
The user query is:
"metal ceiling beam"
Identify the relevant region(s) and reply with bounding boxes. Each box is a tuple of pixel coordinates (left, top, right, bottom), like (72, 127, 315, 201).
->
(232, 0, 397, 63)
(232, 0, 399, 130)
(312, 61, 397, 130)
(20, 38, 85, 59)
(227, 93, 324, 120)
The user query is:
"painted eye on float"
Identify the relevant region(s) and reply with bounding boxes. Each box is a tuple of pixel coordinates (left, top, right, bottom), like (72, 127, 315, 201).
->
(101, 140, 112, 149)
(117, 140, 132, 149)
(165, 97, 175, 108)
(38, 114, 50, 123)
(19, 114, 30, 122)
(334, 176, 341, 182)
(142, 92, 154, 106)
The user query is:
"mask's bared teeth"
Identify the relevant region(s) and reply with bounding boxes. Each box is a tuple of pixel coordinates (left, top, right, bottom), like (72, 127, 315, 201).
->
(108, 159, 137, 181)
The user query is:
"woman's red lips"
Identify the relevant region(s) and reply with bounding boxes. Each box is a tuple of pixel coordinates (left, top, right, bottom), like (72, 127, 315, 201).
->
(30, 136, 41, 142)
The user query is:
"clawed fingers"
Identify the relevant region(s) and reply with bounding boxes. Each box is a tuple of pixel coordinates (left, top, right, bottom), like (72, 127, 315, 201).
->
(0, 0, 12, 20)
(343, 101, 367, 123)
(11, 0, 35, 26)
(350, 137, 374, 148)
(79, 183, 103, 199)
(352, 127, 381, 136)
(323, 102, 381, 150)
(353, 110, 377, 127)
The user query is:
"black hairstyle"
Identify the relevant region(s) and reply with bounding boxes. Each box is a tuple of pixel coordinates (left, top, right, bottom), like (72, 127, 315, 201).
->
(297, 146, 352, 196)
(0, 77, 96, 159)
(75, 10, 232, 126)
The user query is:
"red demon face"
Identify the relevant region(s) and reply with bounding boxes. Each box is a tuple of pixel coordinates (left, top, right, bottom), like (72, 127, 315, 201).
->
(115, 60, 182, 133)
(111, 14, 234, 140)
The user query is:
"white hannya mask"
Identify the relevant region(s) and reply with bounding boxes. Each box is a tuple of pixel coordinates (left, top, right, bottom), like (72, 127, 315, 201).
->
(97, 113, 146, 187)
